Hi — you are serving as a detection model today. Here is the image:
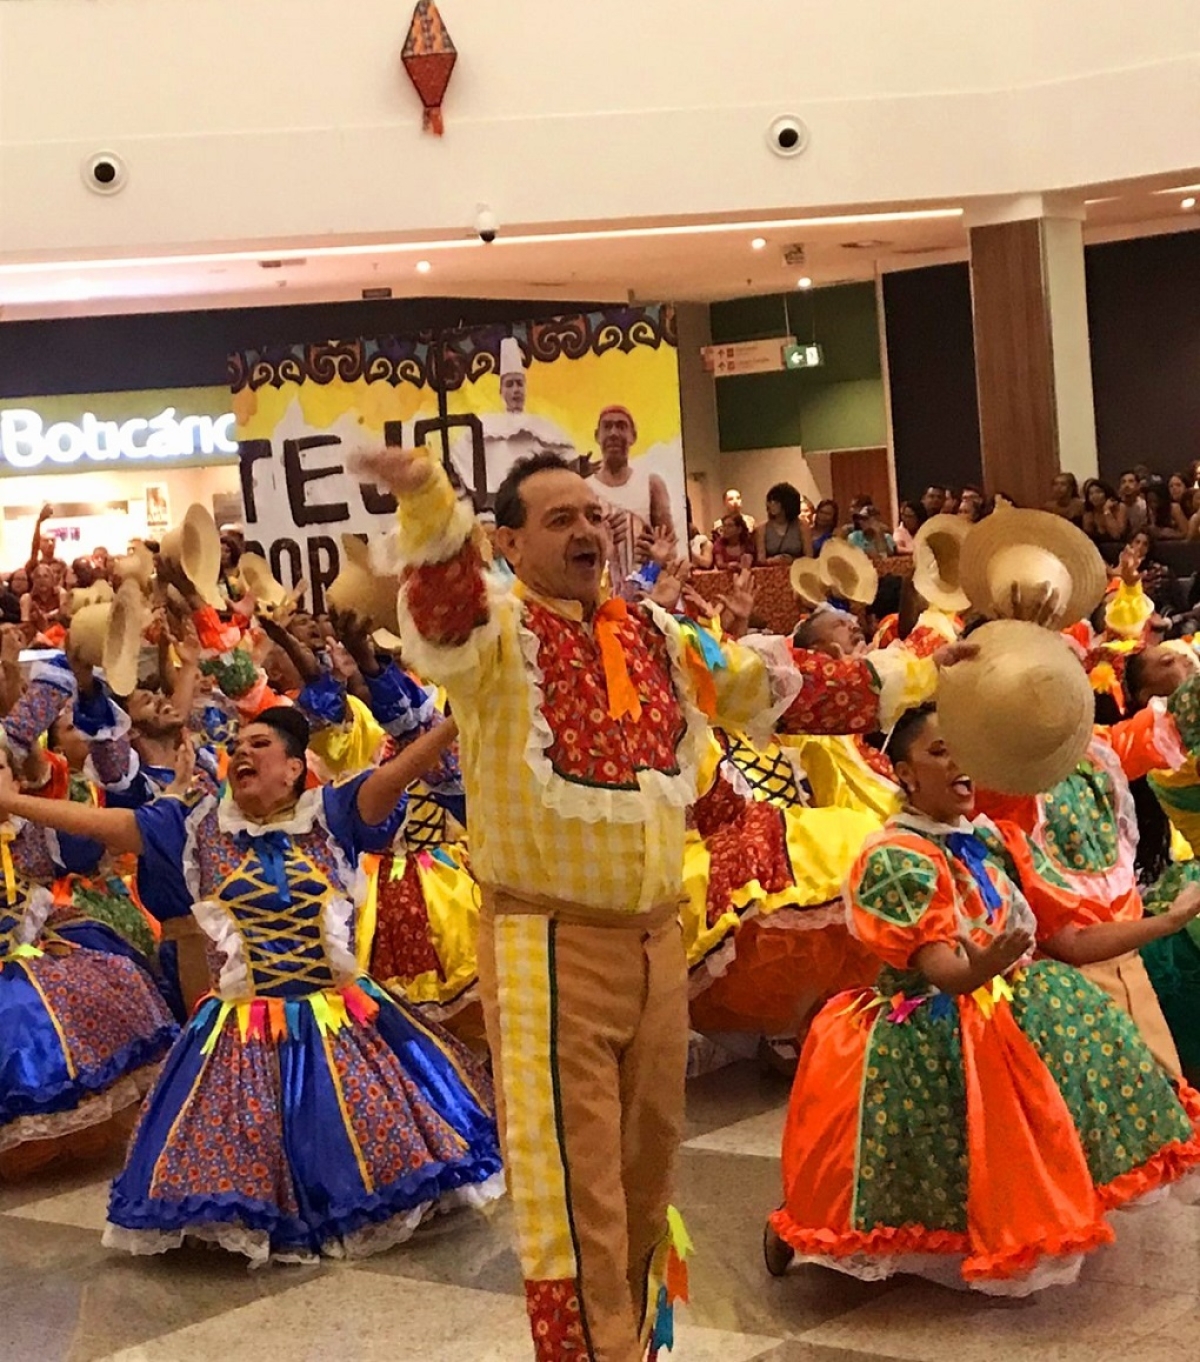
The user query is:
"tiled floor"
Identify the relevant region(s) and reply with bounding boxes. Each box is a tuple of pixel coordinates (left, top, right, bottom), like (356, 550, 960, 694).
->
(3, 1057, 1200, 1360)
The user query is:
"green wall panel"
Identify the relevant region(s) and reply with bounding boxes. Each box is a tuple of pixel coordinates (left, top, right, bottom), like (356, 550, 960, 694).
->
(711, 282, 886, 452)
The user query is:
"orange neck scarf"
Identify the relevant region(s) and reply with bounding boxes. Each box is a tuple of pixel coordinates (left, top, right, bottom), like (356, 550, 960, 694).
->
(594, 598, 643, 723)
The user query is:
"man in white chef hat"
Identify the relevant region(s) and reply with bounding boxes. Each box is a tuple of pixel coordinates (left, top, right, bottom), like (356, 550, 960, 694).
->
(451, 336, 577, 509)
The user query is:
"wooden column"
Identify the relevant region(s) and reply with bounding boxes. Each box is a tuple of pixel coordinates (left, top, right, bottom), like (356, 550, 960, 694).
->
(968, 214, 1098, 508)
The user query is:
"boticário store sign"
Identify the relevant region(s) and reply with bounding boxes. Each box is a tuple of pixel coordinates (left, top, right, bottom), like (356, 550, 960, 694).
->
(0, 387, 238, 474)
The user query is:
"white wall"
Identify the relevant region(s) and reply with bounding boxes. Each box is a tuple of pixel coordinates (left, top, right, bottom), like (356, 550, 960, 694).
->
(717, 447, 833, 527)
(1, 0, 1197, 257)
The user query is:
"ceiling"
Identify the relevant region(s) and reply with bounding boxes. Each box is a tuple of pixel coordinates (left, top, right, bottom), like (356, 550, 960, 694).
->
(0, 170, 1195, 321)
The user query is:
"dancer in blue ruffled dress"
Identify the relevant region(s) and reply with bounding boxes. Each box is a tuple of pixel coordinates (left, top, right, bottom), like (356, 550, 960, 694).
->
(1, 705, 503, 1264)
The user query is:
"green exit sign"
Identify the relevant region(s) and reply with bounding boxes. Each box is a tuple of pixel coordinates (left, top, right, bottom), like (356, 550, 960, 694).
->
(784, 343, 825, 370)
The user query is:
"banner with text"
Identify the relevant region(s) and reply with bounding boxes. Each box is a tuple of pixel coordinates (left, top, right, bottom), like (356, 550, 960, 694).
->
(229, 306, 684, 609)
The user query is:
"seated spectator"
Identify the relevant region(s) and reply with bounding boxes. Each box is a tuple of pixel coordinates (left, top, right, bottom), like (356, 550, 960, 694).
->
(712, 512, 756, 568)
(1167, 472, 1194, 533)
(1145, 482, 1183, 541)
(714, 487, 755, 533)
(21, 562, 66, 639)
(846, 505, 895, 558)
(1082, 478, 1127, 545)
(957, 486, 985, 523)
(756, 482, 809, 563)
(809, 499, 840, 555)
(1044, 472, 1085, 525)
(0, 575, 21, 626)
(892, 501, 921, 554)
(919, 485, 948, 521)
(1118, 469, 1148, 536)
(69, 556, 97, 590)
(1125, 528, 1184, 614)
(91, 546, 112, 581)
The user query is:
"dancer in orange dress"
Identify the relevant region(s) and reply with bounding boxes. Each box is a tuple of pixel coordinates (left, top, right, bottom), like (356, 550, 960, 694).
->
(766, 703, 1200, 1295)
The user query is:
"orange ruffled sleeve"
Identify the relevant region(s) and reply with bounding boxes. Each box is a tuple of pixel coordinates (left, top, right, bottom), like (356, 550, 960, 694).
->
(847, 832, 961, 970)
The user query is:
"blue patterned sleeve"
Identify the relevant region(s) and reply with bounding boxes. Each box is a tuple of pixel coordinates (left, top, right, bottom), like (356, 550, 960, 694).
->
(133, 797, 194, 920)
(321, 772, 407, 859)
(364, 661, 437, 740)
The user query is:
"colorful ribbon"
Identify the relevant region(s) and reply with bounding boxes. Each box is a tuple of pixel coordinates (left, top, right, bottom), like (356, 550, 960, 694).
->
(235, 830, 293, 905)
(594, 598, 643, 722)
(945, 832, 1002, 921)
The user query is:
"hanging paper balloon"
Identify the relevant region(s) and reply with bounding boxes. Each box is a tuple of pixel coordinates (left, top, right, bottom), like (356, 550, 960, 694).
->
(402, 0, 458, 136)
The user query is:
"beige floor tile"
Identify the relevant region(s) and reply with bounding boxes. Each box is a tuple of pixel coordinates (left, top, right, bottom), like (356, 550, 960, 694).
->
(684, 1103, 786, 1157)
(1085, 1196, 1200, 1295)
(800, 1275, 1197, 1362)
(97, 1270, 779, 1362)
(6, 1177, 111, 1232)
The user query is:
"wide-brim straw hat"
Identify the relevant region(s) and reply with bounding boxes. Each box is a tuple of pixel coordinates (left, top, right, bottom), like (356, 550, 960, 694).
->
(818, 538, 879, 606)
(102, 581, 149, 697)
(789, 557, 826, 607)
(326, 534, 402, 635)
(912, 514, 971, 613)
(113, 542, 155, 591)
(937, 618, 1094, 796)
(960, 507, 1106, 629)
(68, 602, 112, 667)
(239, 553, 292, 614)
(161, 503, 224, 609)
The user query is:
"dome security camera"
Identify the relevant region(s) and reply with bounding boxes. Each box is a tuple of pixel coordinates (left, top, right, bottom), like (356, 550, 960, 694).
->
(475, 206, 499, 244)
(765, 116, 809, 159)
(82, 151, 128, 195)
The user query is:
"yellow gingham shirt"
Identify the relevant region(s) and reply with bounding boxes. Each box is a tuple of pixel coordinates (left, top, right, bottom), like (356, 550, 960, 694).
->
(394, 458, 776, 914)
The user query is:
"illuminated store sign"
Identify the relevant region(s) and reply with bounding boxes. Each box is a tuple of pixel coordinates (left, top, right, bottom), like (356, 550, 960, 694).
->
(0, 407, 238, 471)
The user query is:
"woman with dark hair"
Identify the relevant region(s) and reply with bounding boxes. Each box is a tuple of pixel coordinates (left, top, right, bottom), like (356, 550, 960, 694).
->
(764, 701, 1200, 1292)
(1045, 471, 1085, 525)
(810, 499, 840, 555)
(712, 512, 756, 568)
(0, 706, 503, 1263)
(1145, 482, 1183, 540)
(1167, 473, 1194, 534)
(756, 481, 809, 564)
(1082, 479, 1126, 545)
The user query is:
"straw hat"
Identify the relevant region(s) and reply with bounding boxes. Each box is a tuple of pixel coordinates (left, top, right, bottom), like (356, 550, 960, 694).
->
(102, 581, 150, 697)
(238, 554, 293, 618)
(937, 619, 1094, 796)
(113, 542, 155, 592)
(326, 534, 402, 634)
(959, 508, 1106, 629)
(160, 504, 224, 609)
(818, 538, 879, 606)
(789, 557, 827, 607)
(912, 514, 971, 613)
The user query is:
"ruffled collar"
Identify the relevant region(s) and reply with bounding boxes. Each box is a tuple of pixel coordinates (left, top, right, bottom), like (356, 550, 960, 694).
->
(892, 807, 976, 838)
(216, 787, 322, 838)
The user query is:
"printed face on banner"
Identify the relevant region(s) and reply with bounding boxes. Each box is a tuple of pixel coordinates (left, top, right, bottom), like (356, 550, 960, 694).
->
(443, 310, 685, 590)
(229, 307, 685, 612)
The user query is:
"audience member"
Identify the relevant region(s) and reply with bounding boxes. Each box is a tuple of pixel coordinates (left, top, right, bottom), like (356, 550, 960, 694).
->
(1145, 483, 1183, 541)
(893, 502, 921, 554)
(919, 486, 948, 520)
(757, 482, 809, 564)
(1044, 473, 1085, 525)
(1082, 478, 1126, 544)
(712, 512, 756, 568)
(811, 499, 840, 554)
(715, 487, 755, 533)
(846, 505, 895, 558)
(1118, 470, 1148, 535)
(1167, 473, 1194, 531)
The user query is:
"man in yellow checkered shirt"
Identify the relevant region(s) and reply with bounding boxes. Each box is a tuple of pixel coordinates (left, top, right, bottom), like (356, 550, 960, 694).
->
(357, 442, 883, 1361)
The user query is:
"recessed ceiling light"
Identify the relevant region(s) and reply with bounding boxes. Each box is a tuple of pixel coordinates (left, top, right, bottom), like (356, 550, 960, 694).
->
(416, 260, 432, 273)
(797, 276, 813, 290)
(750, 237, 767, 250)
(1183, 198, 1197, 211)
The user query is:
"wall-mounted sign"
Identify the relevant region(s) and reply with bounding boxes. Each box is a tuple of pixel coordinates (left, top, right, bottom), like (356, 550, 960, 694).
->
(783, 343, 825, 370)
(701, 338, 790, 377)
(0, 386, 237, 475)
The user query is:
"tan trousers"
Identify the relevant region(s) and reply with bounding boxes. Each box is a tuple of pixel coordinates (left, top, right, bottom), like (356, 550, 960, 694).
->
(477, 888, 688, 1362)
(1082, 951, 1183, 1079)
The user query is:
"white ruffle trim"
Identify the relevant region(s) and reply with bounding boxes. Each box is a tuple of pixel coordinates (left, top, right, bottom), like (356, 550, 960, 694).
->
(216, 788, 323, 839)
(736, 633, 807, 748)
(191, 898, 251, 1002)
(0, 1062, 161, 1154)
(395, 489, 477, 570)
(873, 648, 937, 733)
(103, 1171, 506, 1268)
(793, 1249, 1085, 1296)
(512, 598, 709, 826)
(1149, 695, 1189, 772)
(17, 882, 56, 946)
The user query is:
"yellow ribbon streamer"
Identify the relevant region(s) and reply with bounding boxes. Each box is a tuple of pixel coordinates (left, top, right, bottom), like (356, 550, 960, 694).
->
(0, 825, 17, 907)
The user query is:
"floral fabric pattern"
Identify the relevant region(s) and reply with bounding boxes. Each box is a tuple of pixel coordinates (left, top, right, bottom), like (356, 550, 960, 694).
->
(524, 1278, 590, 1360)
(523, 600, 686, 791)
(371, 854, 446, 986)
(778, 653, 880, 736)
(1040, 762, 1120, 874)
(854, 845, 941, 927)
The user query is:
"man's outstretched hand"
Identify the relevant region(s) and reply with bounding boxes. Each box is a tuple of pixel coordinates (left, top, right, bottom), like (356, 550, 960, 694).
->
(349, 447, 433, 498)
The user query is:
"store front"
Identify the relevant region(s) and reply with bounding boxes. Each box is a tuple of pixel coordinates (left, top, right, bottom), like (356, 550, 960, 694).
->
(0, 386, 241, 568)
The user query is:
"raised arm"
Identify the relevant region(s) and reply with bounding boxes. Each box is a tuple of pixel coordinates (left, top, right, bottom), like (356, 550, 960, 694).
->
(355, 716, 460, 827)
(0, 767, 143, 855)
(350, 445, 491, 671)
